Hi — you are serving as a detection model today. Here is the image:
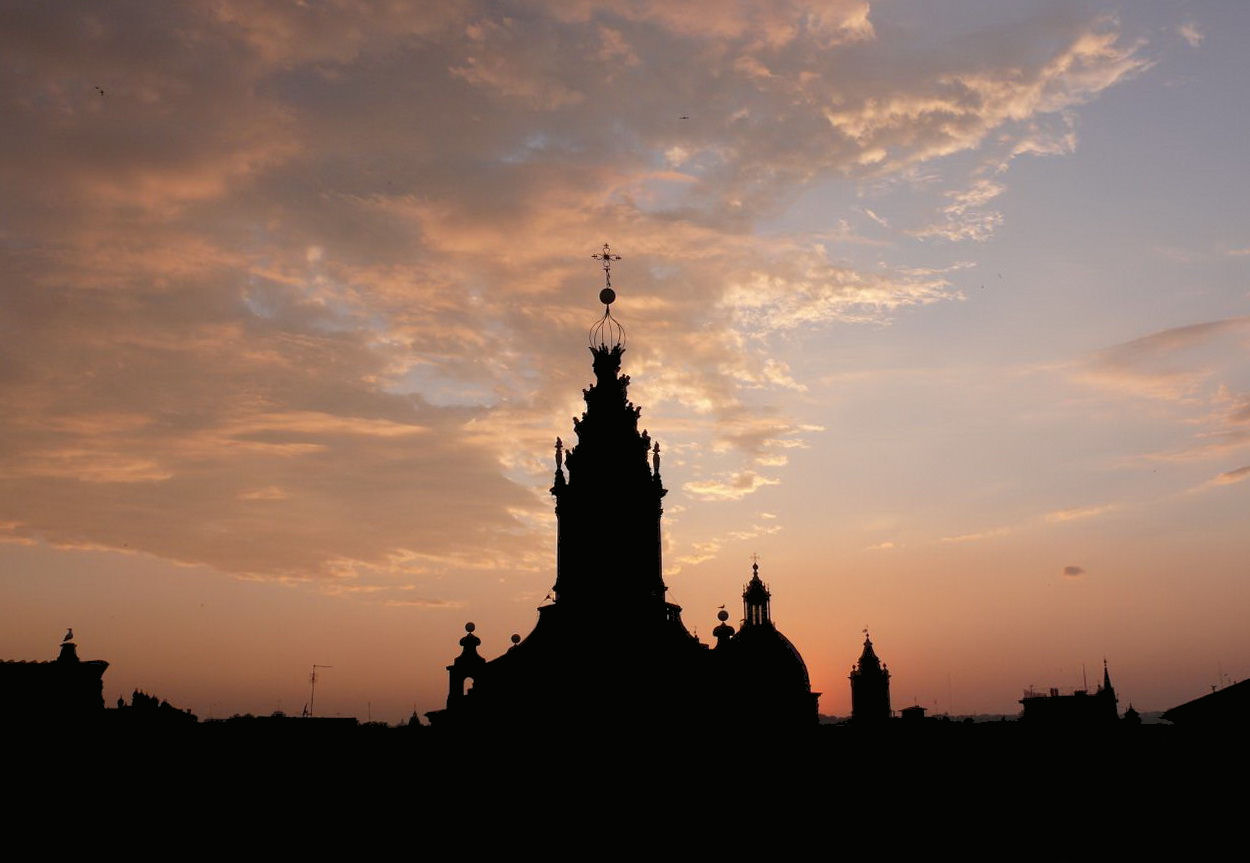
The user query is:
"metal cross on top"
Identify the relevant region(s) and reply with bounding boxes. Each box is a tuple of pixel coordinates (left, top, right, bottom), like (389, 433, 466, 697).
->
(591, 243, 622, 289)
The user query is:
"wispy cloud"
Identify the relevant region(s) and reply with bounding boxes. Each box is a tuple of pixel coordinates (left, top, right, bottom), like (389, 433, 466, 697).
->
(1191, 465, 1250, 492)
(912, 179, 1005, 242)
(940, 526, 1012, 544)
(684, 471, 781, 502)
(1075, 317, 1250, 462)
(1178, 22, 1204, 48)
(0, 2, 1149, 585)
(671, 520, 781, 571)
(1046, 504, 1116, 523)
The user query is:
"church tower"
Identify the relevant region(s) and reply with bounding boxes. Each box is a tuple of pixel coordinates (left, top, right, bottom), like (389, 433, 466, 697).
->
(427, 246, 819, 734)
(549, 278, 667, 615)
(850, 633, 892, 723)
(427, 246, 704, 732)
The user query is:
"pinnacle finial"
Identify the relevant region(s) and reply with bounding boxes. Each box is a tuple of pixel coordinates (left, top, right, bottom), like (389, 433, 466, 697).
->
(588, 243, 626, 349)
(591, 242, 621, 294)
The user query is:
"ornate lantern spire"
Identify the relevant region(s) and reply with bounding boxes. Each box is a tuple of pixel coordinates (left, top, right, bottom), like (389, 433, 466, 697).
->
(549, 244, 667, 611)
(589, 243, 625, 349)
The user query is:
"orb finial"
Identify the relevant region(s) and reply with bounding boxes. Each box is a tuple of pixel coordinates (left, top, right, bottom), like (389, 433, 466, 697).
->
(589, 243, 626, 349)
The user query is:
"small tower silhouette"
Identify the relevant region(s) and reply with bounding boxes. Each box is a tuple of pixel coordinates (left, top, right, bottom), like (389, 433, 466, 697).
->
(445, 622, 486, 709)
(849, 632, 892, 723)
(742, 559, 771, 628)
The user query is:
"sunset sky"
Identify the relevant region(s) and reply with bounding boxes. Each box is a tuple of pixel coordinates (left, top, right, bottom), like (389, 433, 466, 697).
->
(3, 0, 1248, 722)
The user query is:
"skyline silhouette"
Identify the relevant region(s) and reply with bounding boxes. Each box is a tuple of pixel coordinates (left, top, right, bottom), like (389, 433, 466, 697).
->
(2, 1, 1248, 724)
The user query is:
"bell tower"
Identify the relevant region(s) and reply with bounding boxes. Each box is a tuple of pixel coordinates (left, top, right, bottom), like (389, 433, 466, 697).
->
(427, 244, 708, 731)
(549, 244, 668, 616)
(850, 632, 892, 722)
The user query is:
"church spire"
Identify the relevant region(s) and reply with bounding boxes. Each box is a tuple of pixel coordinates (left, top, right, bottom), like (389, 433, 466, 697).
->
(549, 247, 667, 611)
(850, 630, 892, 722)
(857, 631, 882, 672)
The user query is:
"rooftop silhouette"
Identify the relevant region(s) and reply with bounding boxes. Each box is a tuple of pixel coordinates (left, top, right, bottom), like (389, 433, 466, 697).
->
(426, 248, 818, 733)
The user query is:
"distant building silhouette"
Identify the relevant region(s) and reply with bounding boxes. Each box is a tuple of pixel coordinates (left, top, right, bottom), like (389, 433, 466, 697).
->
(1019, 661, 1119, 724)
(1162, 678, 1250, 726)
(0, 636, 108, 723)
(116, 688, 198, 725)
(899, 704, 926, 723)
(427, 266, 816, 732)
(849, 633, 891, 722)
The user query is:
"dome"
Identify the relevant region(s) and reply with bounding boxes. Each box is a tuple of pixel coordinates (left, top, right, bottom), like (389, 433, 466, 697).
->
(724, 622, 812, 692)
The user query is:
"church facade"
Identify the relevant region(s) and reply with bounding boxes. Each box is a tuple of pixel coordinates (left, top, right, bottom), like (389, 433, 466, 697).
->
(427, 268, 817, 732)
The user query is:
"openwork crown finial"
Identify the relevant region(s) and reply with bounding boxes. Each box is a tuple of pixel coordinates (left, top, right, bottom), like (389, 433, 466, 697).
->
(589, 242, 626, 349)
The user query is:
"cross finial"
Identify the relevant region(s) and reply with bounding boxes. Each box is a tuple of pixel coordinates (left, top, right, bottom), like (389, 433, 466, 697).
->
(750, 552, 759, 576)
(591, 243, 622, 291)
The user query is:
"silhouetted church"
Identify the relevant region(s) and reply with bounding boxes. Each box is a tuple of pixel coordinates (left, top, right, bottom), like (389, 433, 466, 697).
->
(849, 633, 891, 722)
(427, 250, 817, 732)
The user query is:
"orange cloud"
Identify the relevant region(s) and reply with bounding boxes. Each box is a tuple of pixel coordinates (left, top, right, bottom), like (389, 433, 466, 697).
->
(684, 471, 780, 502)
(0, 1, 1150, 590)
(1046, 504, 1116, 523)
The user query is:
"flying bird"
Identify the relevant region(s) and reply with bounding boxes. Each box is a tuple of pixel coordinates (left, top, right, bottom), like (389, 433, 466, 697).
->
(679, 115, 689, 120)
(95, 86, 104, 96)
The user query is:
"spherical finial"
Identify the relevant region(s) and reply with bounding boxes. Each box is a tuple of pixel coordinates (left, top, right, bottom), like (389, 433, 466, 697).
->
(599, 287, 616, 306)
(464, 622, 475, 633)
(511, 633, 521, 645)
(717, 609, 729, 622)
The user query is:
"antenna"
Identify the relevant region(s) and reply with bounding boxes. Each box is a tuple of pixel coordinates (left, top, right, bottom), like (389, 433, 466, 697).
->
(307, 664, 333, 717)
